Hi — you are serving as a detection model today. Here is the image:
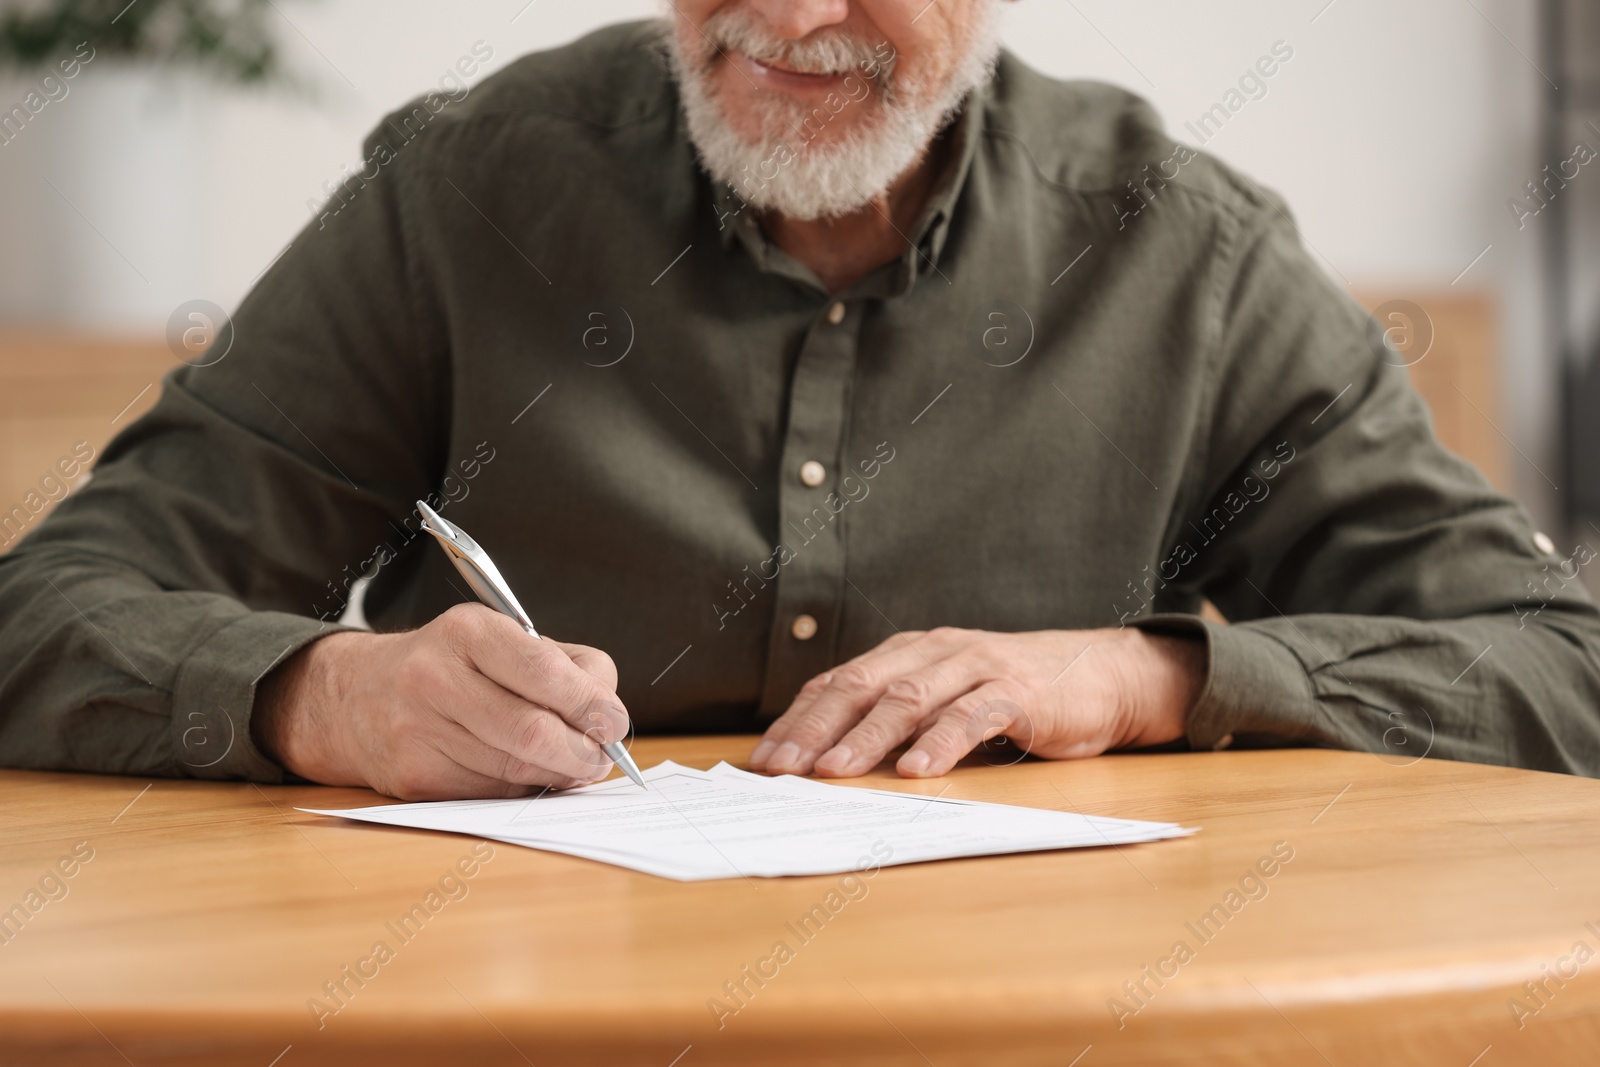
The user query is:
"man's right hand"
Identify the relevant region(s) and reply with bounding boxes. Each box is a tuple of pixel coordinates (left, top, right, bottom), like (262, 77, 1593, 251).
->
(251, 604, 630, 800)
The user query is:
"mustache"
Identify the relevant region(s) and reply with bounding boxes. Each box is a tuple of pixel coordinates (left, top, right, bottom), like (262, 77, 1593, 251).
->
(698, 9, 891, 79)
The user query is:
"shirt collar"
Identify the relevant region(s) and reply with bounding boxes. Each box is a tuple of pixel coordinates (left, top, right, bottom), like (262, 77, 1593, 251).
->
(707, 81, 987, 299)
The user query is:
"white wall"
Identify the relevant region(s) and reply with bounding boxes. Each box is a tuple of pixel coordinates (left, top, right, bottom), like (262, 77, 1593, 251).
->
(0, 0, 1562, 522)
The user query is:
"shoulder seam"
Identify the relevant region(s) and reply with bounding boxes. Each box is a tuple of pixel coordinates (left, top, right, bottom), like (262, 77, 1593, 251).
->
(395, 96, 672, 145)
(981, 122, 1274, 226)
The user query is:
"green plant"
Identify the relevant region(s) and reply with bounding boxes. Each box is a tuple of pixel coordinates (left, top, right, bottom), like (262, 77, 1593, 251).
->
(0, 0, 287, 84)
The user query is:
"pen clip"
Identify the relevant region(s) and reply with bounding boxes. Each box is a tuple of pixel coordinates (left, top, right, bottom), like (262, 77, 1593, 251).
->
(415, 499, 541, 638)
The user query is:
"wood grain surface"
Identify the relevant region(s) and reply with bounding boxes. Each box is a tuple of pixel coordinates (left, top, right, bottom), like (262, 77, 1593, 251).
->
(2, 737, 1598, 1066)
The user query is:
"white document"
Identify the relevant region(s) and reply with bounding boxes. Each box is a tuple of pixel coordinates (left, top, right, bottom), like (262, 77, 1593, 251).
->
(300, 761, 1193, 881)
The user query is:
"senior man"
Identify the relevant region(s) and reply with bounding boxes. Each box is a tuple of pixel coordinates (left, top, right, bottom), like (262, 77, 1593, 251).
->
(2, 1, 1598, 799)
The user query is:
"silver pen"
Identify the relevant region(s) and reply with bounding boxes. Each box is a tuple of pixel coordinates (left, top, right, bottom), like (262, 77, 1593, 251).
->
(415, 499, 648, 789)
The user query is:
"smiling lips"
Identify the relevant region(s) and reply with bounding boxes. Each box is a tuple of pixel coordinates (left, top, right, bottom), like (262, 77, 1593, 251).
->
(738, 53, 851, 93)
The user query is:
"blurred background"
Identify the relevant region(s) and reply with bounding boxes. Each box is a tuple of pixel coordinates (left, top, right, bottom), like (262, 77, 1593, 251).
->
(1, 0, 1597, 593)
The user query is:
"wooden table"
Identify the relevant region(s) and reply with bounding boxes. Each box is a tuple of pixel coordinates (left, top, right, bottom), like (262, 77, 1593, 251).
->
(3, 738, 1598, 1066)
(0, 335, 173, 555)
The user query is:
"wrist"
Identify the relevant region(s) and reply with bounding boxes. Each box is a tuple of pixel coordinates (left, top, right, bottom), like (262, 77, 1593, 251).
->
(252, 631, 363, 782)
(1118, 631, 1206, 749)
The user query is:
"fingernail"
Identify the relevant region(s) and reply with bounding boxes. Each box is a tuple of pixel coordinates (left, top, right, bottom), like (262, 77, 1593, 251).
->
(815, 745, 854, 774)
(770, 741, 802, 772)
(899, 750, 931, 776)
(750, 739, 776, 765)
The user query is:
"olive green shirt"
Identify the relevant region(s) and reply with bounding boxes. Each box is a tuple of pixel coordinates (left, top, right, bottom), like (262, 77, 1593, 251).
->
(3, 22, 1599, 782)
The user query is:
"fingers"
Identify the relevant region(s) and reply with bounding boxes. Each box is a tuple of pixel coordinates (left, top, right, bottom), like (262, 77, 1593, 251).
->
(439, 710, 609, 790)
(811, 659, 980, 777)
(752, 629, 962, 776)
(742, 633, 908, 758)
(444, 669, 614, 784)
(752, 634, 924, 768)
(374, 737, 567, 802)
(897, 682, 1022, 778)
(754, 642, 934, 774)
(556, 640, 620, 690)
(748, 671, 834, 770)
(438, 605, 629, 744)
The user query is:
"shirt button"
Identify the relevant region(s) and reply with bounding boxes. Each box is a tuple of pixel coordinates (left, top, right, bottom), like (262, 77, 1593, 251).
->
(790, 614, 819, 641)
(798, 460, 827, 487)
(826, 301, 846, 325)
(1533, 531, 1556, 555)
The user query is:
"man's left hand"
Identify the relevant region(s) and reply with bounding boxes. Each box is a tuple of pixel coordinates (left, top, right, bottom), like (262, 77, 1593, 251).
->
(748, 627, 1206, 779)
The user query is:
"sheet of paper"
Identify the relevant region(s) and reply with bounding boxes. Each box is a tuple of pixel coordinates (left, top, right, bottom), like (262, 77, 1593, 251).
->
(300, 761, 1193, 881)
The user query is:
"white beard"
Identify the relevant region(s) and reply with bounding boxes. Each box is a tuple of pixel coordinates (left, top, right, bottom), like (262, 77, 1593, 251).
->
(666, 5, 1002, 221)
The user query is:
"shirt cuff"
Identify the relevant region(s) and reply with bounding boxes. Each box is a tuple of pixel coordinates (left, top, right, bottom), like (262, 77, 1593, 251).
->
(170, 610, 346, 782)
(1129, 613, 1319, 752)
